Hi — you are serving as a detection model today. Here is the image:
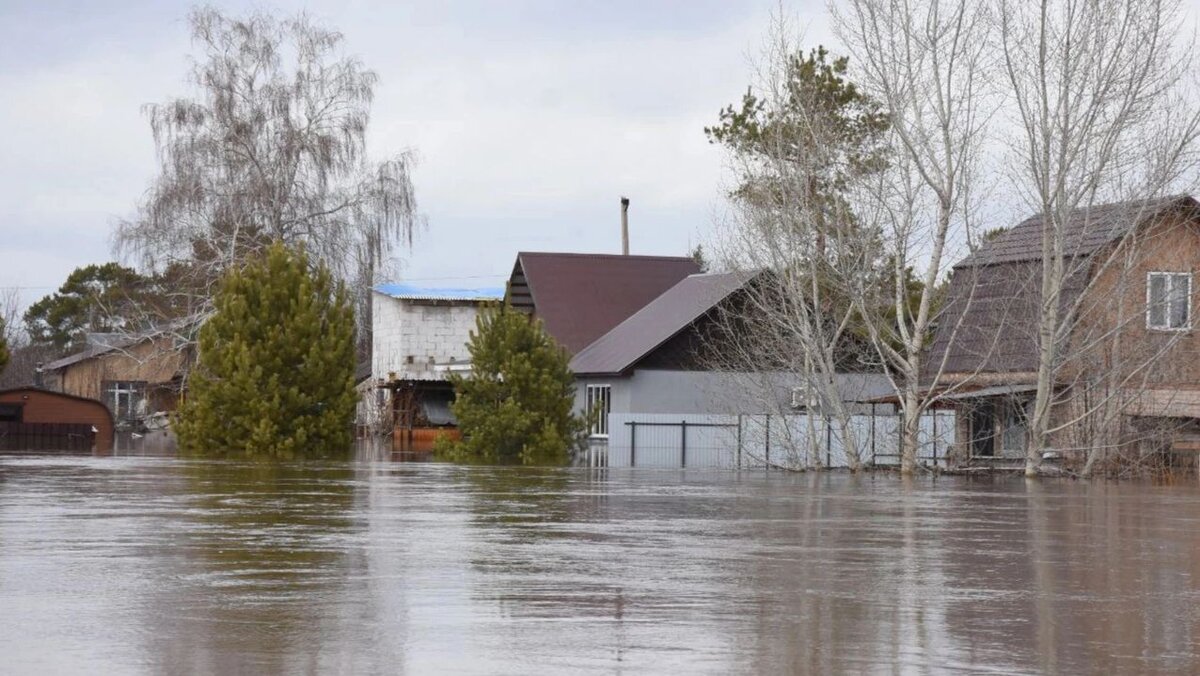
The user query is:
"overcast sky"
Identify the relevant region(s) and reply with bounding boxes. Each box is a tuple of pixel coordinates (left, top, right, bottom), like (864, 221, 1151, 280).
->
(0, 0, 839, 313)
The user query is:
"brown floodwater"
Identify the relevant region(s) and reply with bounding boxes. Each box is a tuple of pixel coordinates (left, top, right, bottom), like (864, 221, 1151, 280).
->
(1, 452, 1199, 674)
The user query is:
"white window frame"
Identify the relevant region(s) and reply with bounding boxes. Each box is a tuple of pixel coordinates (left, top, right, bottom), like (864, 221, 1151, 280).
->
(1146, 272, 1193, 331)
(103, 380, 146, 422)
(586, 384, 611, 438)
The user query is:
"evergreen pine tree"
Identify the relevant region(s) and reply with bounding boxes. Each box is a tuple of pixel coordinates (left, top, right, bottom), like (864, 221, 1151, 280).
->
(174, 242, 356, 459)
(440, 303, 585, 465)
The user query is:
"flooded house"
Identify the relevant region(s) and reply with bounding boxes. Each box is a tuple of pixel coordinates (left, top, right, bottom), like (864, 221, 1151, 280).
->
(0, 387, 115, 453)
(37, 330, 190, 431)
(927, 195, 1200, 467)
(569, 269, 894, 466)
(370, 284, 505, 451)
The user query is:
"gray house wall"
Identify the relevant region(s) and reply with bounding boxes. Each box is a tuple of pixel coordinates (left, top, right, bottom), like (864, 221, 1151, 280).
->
(574, 369, 895, 422)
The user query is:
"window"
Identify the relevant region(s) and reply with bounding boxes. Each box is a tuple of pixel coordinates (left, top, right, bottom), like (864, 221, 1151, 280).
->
(1001, 400, 1027, 458)
(586, 385, 611, 437)
(103, 380, 147, 422)
(1147, 272, 1192, 330)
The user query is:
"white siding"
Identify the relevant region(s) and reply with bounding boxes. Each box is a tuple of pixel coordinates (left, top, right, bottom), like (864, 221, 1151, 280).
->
(372, 292, 482, 382)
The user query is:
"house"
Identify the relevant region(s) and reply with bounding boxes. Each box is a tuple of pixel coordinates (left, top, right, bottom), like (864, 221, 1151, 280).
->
(570, 270, 894, 441)
(927, 194, 1200, 465)
(507, 251, 701, 354)
(38, 330, 190, 431)
(0, 387, 115, 453)
(370, 283, 505, 451)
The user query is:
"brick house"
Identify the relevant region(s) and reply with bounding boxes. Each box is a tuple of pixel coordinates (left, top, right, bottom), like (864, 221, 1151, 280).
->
(928, 195, 1200, 465)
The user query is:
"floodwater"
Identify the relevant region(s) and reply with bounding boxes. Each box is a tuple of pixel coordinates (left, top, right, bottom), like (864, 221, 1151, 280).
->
(2, 455, 1200, 675)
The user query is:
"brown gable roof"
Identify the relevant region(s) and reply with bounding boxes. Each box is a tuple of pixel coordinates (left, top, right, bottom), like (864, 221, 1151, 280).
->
(570, 270, 756, 376)
(958, 195, 1197, 267)
(929, 194, 1198, 376)
(926, 262, 1089, 375)
(510, 252, 701, 355)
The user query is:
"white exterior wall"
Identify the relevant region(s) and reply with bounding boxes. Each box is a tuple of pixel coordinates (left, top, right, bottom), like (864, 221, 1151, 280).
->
(372, 292, 482, 382)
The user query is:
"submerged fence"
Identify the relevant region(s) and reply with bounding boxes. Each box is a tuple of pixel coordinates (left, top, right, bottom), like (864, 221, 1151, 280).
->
(584, 411, 955, 470)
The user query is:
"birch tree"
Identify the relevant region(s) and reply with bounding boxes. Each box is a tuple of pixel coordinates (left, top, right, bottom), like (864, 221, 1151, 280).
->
(997, 0, 1200, 476)
(117, 7, 420, 346)
(834, 0, 995, 474)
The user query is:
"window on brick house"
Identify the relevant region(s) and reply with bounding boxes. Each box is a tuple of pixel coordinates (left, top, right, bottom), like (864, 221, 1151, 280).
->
(1147, 272, 1192, 330)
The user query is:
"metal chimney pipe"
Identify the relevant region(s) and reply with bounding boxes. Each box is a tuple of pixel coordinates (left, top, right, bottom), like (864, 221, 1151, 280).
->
(620, 196, 630, 255)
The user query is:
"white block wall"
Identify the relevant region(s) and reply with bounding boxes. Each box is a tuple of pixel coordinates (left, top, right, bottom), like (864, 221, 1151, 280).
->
(372, 293, 481, 381)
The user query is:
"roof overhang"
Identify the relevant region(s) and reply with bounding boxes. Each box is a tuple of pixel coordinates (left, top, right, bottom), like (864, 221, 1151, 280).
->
(938, 384, 1040, 401)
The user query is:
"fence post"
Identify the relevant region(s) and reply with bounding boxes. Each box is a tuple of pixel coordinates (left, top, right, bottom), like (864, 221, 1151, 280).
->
(932, 409, 939, 468)
(630, 421, 637, 468)
(737, 414, 743, 470)
(680, 419, 688, 469)
(765, 413, 771, 469)
(826, 415, 832, 468)
(871, 403, 877, 466)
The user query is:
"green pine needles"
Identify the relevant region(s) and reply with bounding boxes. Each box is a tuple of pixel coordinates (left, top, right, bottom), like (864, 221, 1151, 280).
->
(175, 242, 357, 459)
(439, 303, 586, 465)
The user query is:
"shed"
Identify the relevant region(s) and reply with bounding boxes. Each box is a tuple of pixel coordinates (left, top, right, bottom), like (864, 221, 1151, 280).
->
(0, 388, 115, 452)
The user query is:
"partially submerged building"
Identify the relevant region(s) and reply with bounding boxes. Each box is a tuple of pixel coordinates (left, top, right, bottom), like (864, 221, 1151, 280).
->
(569, 270, 893, 440)
(0, 387, 115, 453)
(928, 195, 1200, 466)
(38, 330, 190, 431)
(371, 284, 505, 450)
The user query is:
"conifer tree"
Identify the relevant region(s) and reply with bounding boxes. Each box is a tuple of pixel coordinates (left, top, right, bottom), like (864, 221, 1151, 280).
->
(174, 242, 356, 459)
(440, 304, 585, 465)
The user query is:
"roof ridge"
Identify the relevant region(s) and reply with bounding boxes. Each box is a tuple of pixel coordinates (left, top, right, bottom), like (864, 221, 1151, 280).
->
(518, 251, 696, 261)
(958, 194, 1197, 267)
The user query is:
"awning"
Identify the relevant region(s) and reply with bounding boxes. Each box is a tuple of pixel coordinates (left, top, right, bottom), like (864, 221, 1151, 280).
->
(938, 384, 1039, 401)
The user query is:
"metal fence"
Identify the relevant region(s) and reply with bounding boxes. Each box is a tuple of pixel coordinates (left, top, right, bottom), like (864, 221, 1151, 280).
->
(0, 422, 96, 452)
(585, 410, 955, 470)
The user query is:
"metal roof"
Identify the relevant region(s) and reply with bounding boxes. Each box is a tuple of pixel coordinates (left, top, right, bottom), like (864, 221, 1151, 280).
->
(512, 252, 701, 355)
(373, 283, 504, 302)
(570, 270, 757, 376)
(957, 195, 1197, 267)
(41, 330, 164, 372)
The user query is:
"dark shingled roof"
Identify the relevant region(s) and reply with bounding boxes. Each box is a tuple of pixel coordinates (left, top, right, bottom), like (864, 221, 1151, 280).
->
(929, 194, 1199, 376)
(926, 262, 1088, 375)
(957, 195, 1197, 267)
(570, 270, 756, 376)
(511, 252, 701, 355)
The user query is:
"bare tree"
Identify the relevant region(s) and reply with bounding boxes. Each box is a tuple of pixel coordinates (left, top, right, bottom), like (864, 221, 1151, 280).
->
(834, 0, 995, 474)
(997, 0, 1200, 476)
(117, 7, 420, 345)
(704, 12, 899, 470)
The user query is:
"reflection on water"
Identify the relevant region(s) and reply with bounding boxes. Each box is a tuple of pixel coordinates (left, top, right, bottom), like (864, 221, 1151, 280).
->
(2, 457, 1200, 674)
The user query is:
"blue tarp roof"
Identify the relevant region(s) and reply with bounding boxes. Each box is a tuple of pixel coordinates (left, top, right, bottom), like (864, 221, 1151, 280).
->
(373, 283, 505, 301)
